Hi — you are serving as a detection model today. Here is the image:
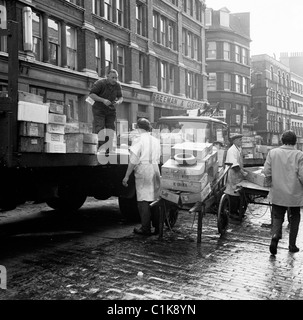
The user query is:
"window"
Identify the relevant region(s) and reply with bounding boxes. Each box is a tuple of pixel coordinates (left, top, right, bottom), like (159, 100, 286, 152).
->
(160, 62, 167, 92)
(242, 77, 248, 94)
(92, 0, 101, 15)
(66, 25, 77, 70)
(224, 73, 231, 91)
(48, 18, 60, 66)
(207, 73, 216, 91)
(116, 0, 124, 26)
(168, 21, 175, 50)
(136, 4, 143, 35)
(139, 53, 144, 86)
(242, 48, 248, 65)
(243, 106, 247, 124)
(95, 38, 101, 75)
(278, 70, 281, 84)
(187, 72, 193, 98)
(160, 16, 166, 45)
(104, 0, 112, 21)
(187, 33, 192, 57)
(220, 9, 229, 27)
(32, 12, 42, 61)
(205, 8, 212, 26)
(235, 45, 240, 63)
(117, 45, 125, 82)
(0, 0, 7, 52)
(270, 66, 274, 81)
(207, 41, 216, 59)
(153, 12, 158, 43)
(235, 75, 241, 93)
(223, 42, 230, 60)
(169, 65, 175, 94)
(193, 36, 198, 60)
(194, 74, 199, 99)
(105, 40, 113, 74)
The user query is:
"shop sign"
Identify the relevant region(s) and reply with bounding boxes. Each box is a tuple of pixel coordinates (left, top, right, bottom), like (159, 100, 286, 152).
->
(153, 93, 205, 110)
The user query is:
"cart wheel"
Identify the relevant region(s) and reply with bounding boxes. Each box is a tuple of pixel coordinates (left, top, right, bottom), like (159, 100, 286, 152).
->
(164, 203, 179, 228)
(217, 194, 230, 235)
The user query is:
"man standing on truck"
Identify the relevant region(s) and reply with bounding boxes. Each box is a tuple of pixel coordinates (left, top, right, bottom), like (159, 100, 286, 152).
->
(88, 69, 123, 152)
(122, 118, 161, 236)
(224, 133, 247, 221)
(263, 130, 303, 255)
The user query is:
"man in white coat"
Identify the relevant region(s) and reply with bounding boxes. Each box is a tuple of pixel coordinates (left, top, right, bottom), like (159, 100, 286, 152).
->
(263, 130, 303, 255)
(224, 133, 247, 220)
(122, 118, 161, 235)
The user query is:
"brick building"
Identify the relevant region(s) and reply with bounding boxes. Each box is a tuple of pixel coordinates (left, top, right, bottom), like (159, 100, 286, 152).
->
(0, 0, 209, 133)
(205, 6, 252, 135)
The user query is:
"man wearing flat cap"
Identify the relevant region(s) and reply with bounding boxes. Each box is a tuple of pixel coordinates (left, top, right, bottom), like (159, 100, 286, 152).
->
(224, 133, 247, 220)
(122, 118, 161, 235)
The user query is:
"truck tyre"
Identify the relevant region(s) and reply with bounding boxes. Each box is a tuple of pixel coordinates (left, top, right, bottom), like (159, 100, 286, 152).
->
(46, 189, 87, 211)
(118, 195, 140, 222)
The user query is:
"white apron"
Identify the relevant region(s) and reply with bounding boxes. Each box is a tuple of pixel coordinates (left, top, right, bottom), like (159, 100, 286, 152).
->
(130, 132, 161, 201)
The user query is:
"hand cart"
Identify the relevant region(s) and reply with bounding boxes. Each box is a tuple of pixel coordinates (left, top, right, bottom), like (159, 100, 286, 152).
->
(217, 180, 271, 235)
(150, 165, 231, 243)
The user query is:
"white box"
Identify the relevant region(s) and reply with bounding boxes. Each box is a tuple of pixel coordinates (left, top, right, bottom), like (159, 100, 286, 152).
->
(44, 142, 66, 153)
(45, 132, 65, 143)
(18, 101, 49, 124)
(161, 173, 208, 193)
(161, 158, 206, 178)
(172, 142, 213, 162)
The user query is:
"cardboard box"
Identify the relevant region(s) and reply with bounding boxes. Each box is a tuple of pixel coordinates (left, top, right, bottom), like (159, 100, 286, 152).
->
(46, 123, 65, 134)
(45, 142, 66, 153)
(83, 143, 97, 154)
(180, 183, 212, 205)
(161, 158, 206, 181)
(201, 150, 218, 172)
(18, 91, 44, 104)
(48, 113, 66, 125)
(65, 133, 83, 153)
(171, 142, 213, 162)
(79, 122, 93, 134)
(19, 137, 44, 152)
(19, 121, 44, 137)
(207, 161, 219, 184)
(64, 122, 80, 133)
(244, 166, 271, 187)
(161, 173, 208, 193)
(17, 101, 49, 124)
(217, 149, 227, 166)
(83, 133, 98, 144)
(47, 102, 64, 114)
(160, 189, 181, 205)
(45, 132, 65, 143)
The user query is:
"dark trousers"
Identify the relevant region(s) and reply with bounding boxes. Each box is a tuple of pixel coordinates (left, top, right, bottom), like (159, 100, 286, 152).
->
(272, 204, 301, 246)
(229, 195, 240, 216)
(137, 201, 159, 233)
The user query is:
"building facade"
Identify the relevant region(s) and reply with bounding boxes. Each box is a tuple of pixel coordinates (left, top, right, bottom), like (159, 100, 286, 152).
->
(251, 54, 291, 146)
(0, 0, 208, 134)
(205, 6, 252, 135)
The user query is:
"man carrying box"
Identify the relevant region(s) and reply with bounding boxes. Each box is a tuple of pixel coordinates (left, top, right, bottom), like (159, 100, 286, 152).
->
(263, 130, 303, 255)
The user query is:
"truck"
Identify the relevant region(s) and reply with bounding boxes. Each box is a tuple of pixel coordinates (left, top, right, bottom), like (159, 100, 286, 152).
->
(0, 18, 138, 221)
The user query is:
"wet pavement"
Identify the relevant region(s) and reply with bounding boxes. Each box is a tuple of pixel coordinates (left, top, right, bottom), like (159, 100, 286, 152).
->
(0, 197, 303, 301)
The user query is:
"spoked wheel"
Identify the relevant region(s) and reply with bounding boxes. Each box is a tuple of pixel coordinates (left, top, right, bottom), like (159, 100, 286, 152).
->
(164, 203, 179, 228)
(217, 193, 230, 235)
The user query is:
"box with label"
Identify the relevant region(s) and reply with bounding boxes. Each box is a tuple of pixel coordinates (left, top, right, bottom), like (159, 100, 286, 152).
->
(19, 121, 44, 137)
(161, 173, 208, 193)
(45, 142, 66, 153)
(17, 101, 49, 124)
(48, 113, 66, 125)
(79, 122, 93, 134)
(202, 150, 218, 172)
(65, 122, 80, 133)
(46, 123, 65, 134)
(47, 102, 64, 115)
(44, 132, 65, 143)
(171, 142, 213, 162)
(65, 133, 83, 153)
(160, 189, 181, 205)
(180, 183, 212, 205)
(244, 166, 271, 187)
(161, 159, 206, 181)
(19, 137, 44, 152)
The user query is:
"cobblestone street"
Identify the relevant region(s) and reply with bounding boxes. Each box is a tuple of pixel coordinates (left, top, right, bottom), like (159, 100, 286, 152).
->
(0, 197, 303, 301)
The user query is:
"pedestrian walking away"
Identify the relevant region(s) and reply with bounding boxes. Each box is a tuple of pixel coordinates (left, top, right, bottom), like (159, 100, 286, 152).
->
(88, 69, 123, 152)
(263, 130, 303, 255)
(122, 118, 161, 236)
(224, 133, 247, 221)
